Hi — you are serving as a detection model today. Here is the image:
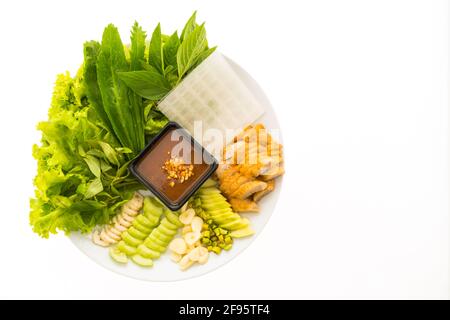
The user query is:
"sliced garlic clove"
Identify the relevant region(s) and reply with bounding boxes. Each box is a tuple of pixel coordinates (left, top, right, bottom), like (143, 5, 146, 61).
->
(179, 254, 194, 270)
(187, 247, 201, 262)
(169, 238, 187, 255)
(180, 202, 189, 213)
(190, 216, 204, 233)
(179, 208, 195, 225)
(170, 252, 182, 263)
(184, 232, 201, 246)
(182, 225, 192, 235)
(198, 251, 209, 265)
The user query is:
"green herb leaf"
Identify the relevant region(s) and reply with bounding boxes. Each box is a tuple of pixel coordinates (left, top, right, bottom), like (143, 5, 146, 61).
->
(163, 31, 180, 68)
(84, 177, 103, 199)
(98, 141, 120, 166)
(83, 155, 101, 178)
(117, 70, 171, 100)
(96, 24, 137, 153)
(148, 23, 163, 73)
(83, 41, 115, 137)
(177, 24, 207, 79)
(180, 11, 197, 41)
(190, 46, 217, 70)
(129, 22, 147, 151)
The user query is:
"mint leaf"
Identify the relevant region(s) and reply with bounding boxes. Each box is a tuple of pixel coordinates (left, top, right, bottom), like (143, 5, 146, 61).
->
(180, 11, 197, 41)
(148, 23, 163, 73)
(177, 24, 207, 79)
(117, 70, 171, 100)
(163, 31, 180, 69)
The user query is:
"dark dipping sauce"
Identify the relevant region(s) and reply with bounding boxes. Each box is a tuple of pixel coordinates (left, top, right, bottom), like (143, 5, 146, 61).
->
(130, 122, 217, 210)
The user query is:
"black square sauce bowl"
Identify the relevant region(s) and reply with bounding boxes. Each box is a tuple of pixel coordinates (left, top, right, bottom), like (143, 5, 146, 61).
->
(129, 122, 218, 211)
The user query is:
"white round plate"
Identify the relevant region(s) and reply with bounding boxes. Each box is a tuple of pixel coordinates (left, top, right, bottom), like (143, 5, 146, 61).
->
(70, 55, 283, 281)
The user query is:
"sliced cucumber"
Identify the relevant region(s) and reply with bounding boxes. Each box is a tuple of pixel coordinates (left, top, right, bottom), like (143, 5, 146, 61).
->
(158, 224, 178, 236)
(122, 232, 143, 247)
(146, 234, 167, 247)
(137, 244, 161, 259)
(166, 211, 183, 227)
(131, 254, 153, 267)
(201, 179, 217, 188)
(132, 219, 153, 234)
(153, 228, 173, 243)
(145, 214, 160, 227)
(198, 187, 222, 195)
(161, 218, 178, 230)
(136, 215, 153, 228)
(143, 197, 163, 218)
(109, 247, 128, 264)
(144, 239, 166, 253)
(117, 241, 137, 256)
(128, 227, 147, 240)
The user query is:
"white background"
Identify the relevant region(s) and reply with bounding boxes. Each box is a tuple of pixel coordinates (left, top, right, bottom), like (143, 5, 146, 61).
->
(0, 0, 448, 299)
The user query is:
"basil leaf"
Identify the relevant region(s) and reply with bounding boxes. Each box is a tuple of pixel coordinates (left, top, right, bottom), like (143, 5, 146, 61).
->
(163, 31, 180, 68)
(83, 155, 101, 178)
(148, 23, 163, 73)
(190, 46, 217, 71)
(177, 24, 207, 79)
(180, 11, 197, 41)
(117, 70, 171, 100)
(84, 177, 103, 199)
(98, 141, 120, 166)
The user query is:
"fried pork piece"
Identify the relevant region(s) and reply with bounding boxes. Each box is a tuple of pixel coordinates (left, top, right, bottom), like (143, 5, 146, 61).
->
(253, 180, 275, 202)
(230, 180, 268, 199)
(216, 123, 284, 212)
(229, 198, 259, 212)
(259, 166, 285, 181)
